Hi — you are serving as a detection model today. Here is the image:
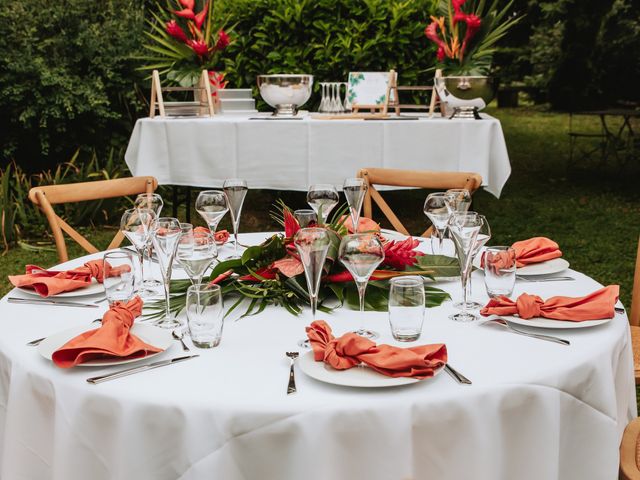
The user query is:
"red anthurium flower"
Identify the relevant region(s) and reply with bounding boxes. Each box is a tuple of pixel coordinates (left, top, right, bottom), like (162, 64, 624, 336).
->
(194, 2, 209, 30)
(272, 257, 304, 277)
(179, 0, 195, 10)
(239, 267, 278, 282)
(188, 39, 210, 57)
(207, 269, 233, 286)
(166, 20, 188, 43)
(215, 30, 230, 50)
(173, 8, 196, 20)
(283, 209, 300, 238)
(382, 238, 424, 270)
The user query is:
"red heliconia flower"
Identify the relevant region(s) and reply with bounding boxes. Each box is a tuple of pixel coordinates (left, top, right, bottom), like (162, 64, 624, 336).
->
(179, 0, 195, 10)
(166, 20, 188, 43)
(194, 1, 209, 30)
(453, 11, 468, 26)
(437, 46, 446, 61)
(208, 71, 227, 97)
(424, 21, 444, 48)
(188, 39, 210, 57)
(451, 0, 466, 14)
(382, 238, 424, 270)
(283, 208, 300, 238)
(460, 14, 482, 58)
(173, 8, 196, 20)
(239, 267, 278, 282)
(215, 30, 230, 50)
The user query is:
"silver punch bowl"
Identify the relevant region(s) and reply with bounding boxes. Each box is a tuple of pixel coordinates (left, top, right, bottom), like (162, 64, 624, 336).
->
(257, 74, 314, 117)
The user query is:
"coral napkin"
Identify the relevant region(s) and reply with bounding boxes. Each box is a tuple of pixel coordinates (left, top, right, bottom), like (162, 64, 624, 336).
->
(511, 237, 562, 268)
(52, 296, 162, 368)
(194, 226, 230, 244)
(8, 260, 107, 297)
(306, 320, 447, 379)
(480, 285, 619, 321)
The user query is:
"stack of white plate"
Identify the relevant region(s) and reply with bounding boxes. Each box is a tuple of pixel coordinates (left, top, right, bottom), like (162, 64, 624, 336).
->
(218, 89, 257, 114)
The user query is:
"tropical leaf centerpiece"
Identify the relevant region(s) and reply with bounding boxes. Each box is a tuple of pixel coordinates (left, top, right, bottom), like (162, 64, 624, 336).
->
(146, 202, 457, 320)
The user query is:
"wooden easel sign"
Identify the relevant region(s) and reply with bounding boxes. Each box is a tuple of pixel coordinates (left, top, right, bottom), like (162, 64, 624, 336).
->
(348, 71, 397, 114)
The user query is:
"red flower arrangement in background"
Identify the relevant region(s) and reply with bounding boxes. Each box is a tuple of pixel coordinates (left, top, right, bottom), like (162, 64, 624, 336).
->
(425, 0, 481, 64)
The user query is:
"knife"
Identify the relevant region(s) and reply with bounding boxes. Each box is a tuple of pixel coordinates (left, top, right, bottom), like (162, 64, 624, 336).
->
(86, 354, 199, 384)
(8, 297, 100, 308)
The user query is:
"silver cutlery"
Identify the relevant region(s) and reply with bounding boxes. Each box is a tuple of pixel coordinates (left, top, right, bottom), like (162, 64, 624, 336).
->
(615, 306, 625, 314)
(172, 330, 190, 352)
(286, 351, 299, 395)
(444, 363, 472, 385)
(8, 297, 100, 308)
(26, 318, 102, 346)
(483, 318, 570, 346)
(516, 275, 575, 282)
(86, 354, 199, 384)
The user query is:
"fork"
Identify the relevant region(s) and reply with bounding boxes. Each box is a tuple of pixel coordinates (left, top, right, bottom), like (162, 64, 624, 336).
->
(482, 318, 570, 346)
(286, 351, 299, 395)
(26, 318, 102, 346)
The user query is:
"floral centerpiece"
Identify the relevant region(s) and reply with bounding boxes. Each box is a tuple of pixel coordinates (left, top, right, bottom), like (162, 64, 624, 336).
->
(142, 0, 230, 89)
(147, 202, 459, 320)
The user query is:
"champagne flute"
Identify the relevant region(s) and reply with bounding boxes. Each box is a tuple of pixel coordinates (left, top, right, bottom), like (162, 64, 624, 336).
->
(177, 230, 217, 286)
(223, 178, 248, 259)
(134, 193, 164, 289)
(448, 212, 482, 322)
(423, 192, 450, 254)
(343, 177, 367, 232)
(339, 233, 385, 339)
(307, 184, 339, 225)
(151, 217, 182, 329)
(120, 208, 156, 297)
(294, 228, 331, 347)
(196, 190, 229, 255)
(454, 214, 491, 310)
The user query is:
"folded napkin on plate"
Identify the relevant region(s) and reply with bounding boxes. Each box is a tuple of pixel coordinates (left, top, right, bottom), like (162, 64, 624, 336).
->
(8, 260, 108, 297)
(51, 296, 162, 368)
(511, 237, 562, 268)
(306, 320, 447, 379)
(480, 285, 619, 321)
(193, 226, 229, 244)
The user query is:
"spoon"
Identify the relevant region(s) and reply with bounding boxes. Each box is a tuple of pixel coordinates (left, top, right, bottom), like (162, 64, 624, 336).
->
(173, 330, 190, 352)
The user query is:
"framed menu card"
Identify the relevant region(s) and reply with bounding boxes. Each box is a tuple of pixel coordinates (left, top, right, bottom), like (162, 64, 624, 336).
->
(347, 71, 397, 114)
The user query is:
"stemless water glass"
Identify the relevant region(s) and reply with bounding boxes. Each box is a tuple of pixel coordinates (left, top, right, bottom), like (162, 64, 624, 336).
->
(449, 212, 482, 322)
(186, 284, 224, 348)
(343, 177, 367, 232)
(445, 189, 472, 214)
(177, 230, 217, 286)
(388, 276, 425, 342)
(294, 209, 317, 228)
(103, 251, 136, 306)
(120, 208, 156, 297)
(151, 217, 182, 329)
(484, 246, 517, 298)
(339, 233, 385, 338)
(196, 190, 229, 238)
(423, 192, 451, 254)
(307, 184, 339, 225)
(134, 193, 164, 288)
(223, 178, 248, 258)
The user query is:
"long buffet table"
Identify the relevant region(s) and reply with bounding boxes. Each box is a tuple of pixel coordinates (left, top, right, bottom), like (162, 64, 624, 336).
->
(125, 113, 511, 197)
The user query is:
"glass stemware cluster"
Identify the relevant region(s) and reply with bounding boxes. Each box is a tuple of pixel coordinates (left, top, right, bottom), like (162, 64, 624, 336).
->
(318, 82, 350, 113)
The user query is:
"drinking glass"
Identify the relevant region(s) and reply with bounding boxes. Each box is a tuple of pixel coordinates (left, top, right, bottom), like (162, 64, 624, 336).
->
(223, 178, 248, 258)
(448, 212, 482, 322)
(484, 246, 517, 298)
(388, 276, 425, 342)
(343, 177, 367, 232)
(196, 190, 229, 238)
(339, 233, 385, 338)
(454, 214, 491, 310)
(177, 230, 217, 286)
(423, 192, 451, 254)
(151, 217, 182, 329)
(120, 208, 156, 297)
(294, 209, 317, 228)
(186, 284, 224, 348)
(307, 184, 339, 225)
(134, 193, 164, 288)
(103, 251, 136, 306)
(445, 189, 472, 214)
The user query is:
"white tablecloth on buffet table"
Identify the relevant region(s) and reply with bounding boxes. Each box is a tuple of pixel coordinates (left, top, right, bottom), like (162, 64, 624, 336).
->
(125, 113, 511, 197)
(0, 233, 634, 480)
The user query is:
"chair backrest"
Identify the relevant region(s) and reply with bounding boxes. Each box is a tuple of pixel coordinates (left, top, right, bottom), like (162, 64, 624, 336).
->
(29, 176, 158, 263)
(357, 168, 483, 236)
(620, 417, 640, 480)
(630, 236, 640, 326)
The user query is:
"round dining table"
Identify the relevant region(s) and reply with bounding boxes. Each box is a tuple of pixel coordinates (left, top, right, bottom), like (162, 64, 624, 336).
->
(0, 232, 635, 480)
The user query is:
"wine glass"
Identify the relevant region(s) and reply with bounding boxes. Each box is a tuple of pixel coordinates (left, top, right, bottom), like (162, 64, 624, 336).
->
(448, 212, 482, 322)
(343, 178, 367, 232)
(102, 251, 136, 306)
(454, 214, 491, 310)
(339, 233, 385, 339)
(223, 178, 248, 259)
(134, 193, 164, 289)
(294, 228, 331, 347)
(445, 189, 472, 214)
(196, 190, 229, 253)
(120, 208, 156, 297)
(307, 184, 339, 225)
(151, 217, 182, 329)
(423, 192, 451, 254)
(177, 230, 217, 286)
(294, 209, 317, 228)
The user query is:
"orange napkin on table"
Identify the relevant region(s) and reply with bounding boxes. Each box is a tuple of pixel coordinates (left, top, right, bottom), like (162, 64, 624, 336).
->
(511, 237, 562, 268)
(8, 260, 107, 297)
(52, 296, 162, 368)
(193, 226, 230, 244)
(480, 285, 619, 321)
(306, 320, 447, 379)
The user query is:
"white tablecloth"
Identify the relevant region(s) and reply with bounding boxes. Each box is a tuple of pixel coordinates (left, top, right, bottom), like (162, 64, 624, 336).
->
(124, 114, 511, 197)
(0, 233, 635, 480)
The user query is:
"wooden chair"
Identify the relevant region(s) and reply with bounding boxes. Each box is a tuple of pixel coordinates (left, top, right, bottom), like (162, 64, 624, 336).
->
(628, 236, 640, 382)
(357, 168, 483, 237)
(620, 417, 640, 479)
(29, 176, 158, 263)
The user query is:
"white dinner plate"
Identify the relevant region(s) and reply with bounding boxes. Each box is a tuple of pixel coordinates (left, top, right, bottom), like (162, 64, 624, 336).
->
(298, 350, 441, 388)
(18, 278, 105, 298)
(500, 315, 611, 330)
(38, 323, 173, 367)
(516, 258, 570, 276)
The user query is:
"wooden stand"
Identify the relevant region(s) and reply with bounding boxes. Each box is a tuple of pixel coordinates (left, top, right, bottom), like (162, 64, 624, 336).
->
(352, 70, 398, 115)
(150, 70, 215, 118)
